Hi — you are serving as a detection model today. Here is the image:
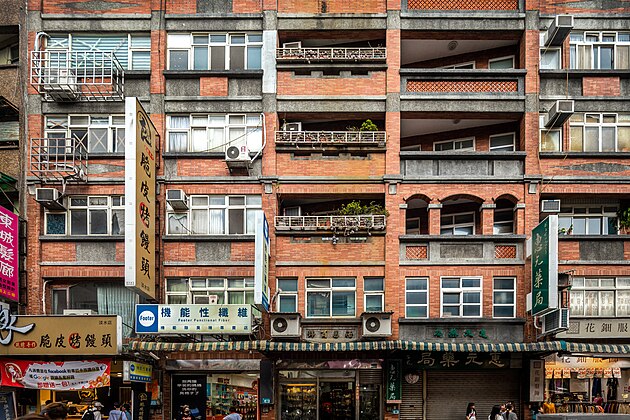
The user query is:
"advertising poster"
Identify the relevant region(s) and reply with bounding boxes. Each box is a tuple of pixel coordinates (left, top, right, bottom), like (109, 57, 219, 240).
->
(171, 375, 206, 420)
(133, 391, 151, 420)
(0, 359, 110, 390)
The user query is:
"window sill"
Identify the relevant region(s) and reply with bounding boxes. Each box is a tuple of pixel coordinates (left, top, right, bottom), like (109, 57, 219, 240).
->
(163, 152, 226, 159)
(162, 234, 254, 242)
(125, 70, 151, 79)
(398, 317, 526, 324)
(301, 317, 362, 325)
(39, 235, 124, 242)
(539, 69, 630, 78)
(539, 151, 630, 158)
(163, 70, 263, 79)
(0, 64, 19, 69)
(88, 152, 125, 159)
(399, 234, 526, 242)
(558, 234, 628, 240)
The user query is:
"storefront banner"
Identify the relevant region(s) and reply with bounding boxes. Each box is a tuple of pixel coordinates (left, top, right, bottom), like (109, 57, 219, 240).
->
(557, 318, 630, 339)
(531, 215, 558, 316)
(0, 359, 110, 390)
(0, 392, 16, 420)
(386, 360, 401, 403)
(405, 351, 511, 370)
(545, 355, 630, 369)
(0, 313, 121, 356)
(529, 360, 544, 401)
(123, 361, 152, 383)
(135, 304, 252, 334)
(132, 390, 151, 420)
(0, 206, 18, 302)
(254, 212, 270, 312)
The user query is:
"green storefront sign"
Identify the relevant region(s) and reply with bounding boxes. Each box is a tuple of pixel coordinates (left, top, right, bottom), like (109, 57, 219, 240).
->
(386, 359, 401, 403)
(531, 216, 558, 316)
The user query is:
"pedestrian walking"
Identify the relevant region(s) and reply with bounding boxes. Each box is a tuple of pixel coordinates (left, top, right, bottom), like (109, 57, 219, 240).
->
(489, 405, 503, 420)
(504, 403, 518, 420)
(222, 407, 242, 420)
(109, 403, 124, 420)
(466, 402, 477, 420)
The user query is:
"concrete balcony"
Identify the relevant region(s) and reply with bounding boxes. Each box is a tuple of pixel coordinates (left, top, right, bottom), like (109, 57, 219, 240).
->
(276, 47, 386, 63)
(400, 69, 525, 113)
(275, 130, 386, 150)
(400, 234, 525, 265)
(30, 51, 124, 102)
(275, 215, 386, 235)
(400, 151, 526, 181)
(558, 235, 630, 265)
(405, 0, 519, 11)
(30, 137, 88, 182)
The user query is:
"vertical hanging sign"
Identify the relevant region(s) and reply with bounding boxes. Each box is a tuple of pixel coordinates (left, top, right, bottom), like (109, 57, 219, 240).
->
(254, 212, 270, 312)
(531, 215, 558, 316)
(0, 206, 18, 302)
(125, 98, 157, 300)
(386, 360, 402, 403)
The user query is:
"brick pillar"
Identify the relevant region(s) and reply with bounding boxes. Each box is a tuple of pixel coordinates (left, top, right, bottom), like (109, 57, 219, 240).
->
(515, 203, 526, 235)
(428, 203, 442, 235)
(480, 203, 496, 236)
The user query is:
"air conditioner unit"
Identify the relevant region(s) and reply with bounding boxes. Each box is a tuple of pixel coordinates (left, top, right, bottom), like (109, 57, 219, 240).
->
(166, 189, 189, 211)
(63, 309, 96, 316)
(43, 68, 79, 101)
(193, 295, 218, 305)
(541, 199, 561, 213)
(544, 15, 574, 47)
(544, 100, 574, 128)
(270, 313, 301, 338)
(542, 308, 569, 335)
(225, 145, 251, 162)
(283, 42, 302, 49)
(361, 312, 393, 338)
(283, 122, 302, 132)
(35, 188, 66, 210)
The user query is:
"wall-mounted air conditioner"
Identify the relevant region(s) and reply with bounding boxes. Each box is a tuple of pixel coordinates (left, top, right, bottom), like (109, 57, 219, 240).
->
(43, 68, 79, 101)
(283, 122, 302, 132)
(544, 100, 574, 128)
(225, 145, 251, 162)
(63, 309, 96, 315)
(544, 15, 574, 47)
(542, 308, 569, 335)
(361, 312, 393, 338)
(270, 313, 301, 338)
(541, 199, 561, 213)
(166, 189, 189, 211)
(193, 295, 218, 305)
(35, 188, 66, 210)
(283, 42, 302, 49)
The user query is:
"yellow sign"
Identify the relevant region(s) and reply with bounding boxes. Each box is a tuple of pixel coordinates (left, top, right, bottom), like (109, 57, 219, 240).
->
(125, 98, 157, 299)
(0, 312, 121, 356)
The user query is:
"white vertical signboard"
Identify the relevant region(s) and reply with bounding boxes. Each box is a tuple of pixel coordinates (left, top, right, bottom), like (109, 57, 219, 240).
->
(125, 98, 157, 300)
(254, 212, 270, 312)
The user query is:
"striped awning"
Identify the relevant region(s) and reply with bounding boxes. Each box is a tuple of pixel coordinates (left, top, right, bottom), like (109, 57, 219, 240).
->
(129, 340, 566, 353)
(565, 342, 630, 355)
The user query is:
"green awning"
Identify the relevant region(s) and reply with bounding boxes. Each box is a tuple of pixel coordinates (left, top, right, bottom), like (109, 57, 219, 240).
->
(565, 342, 630, 355)
(129, 340, 566, 353)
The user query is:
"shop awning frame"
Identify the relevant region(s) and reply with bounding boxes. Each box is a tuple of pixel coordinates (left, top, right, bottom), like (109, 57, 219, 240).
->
(128, 340, 577, 353)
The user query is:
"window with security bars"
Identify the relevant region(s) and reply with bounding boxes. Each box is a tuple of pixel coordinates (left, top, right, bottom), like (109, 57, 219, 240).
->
(493, 277, 515, 318)
(167, 114, 263, 153)
(45, 196, 124, 236)
(569, 113, 630, 153)
(167, 195, 262, 235)
(45, 115, 125, 153)
(570, 32, 630, 70)
(441, 277, 482, 317)
(167, 33, 262, 70)
(165, 278, 255, 305)
(570, 277, 630, 317)
(46, 34, 151, 70)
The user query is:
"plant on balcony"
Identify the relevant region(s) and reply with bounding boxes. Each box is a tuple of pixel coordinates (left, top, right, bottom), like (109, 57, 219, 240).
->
(618, 203, 630, 233)
(359, 119, 379, 132)
(331, 200, 388, 237)
(337, 200, 389, 216)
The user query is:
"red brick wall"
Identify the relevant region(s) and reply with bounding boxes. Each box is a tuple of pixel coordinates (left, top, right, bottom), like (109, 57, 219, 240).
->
(277, 0, 386, 13)
(200, 77, 228, 96)
(175, 159, 238, 177)
(42, 0, 151, 14)
(277, 71, 386, 96)
(275, 153, 386, 178)
(274, 236, 386, 262)
(539, 157, 630, 178)
(582, 77, 621, 97)
(538, 0, 630, 14)
(165, 0, 195, 14)
(233, 0, 262, 13)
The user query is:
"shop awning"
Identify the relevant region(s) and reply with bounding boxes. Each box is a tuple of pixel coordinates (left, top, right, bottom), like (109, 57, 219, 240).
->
(128, 340, 566, 353)
(565, 342, 630, 355)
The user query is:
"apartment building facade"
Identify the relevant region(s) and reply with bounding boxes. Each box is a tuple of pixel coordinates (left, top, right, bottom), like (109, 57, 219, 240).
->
(15, 0, 630, 419)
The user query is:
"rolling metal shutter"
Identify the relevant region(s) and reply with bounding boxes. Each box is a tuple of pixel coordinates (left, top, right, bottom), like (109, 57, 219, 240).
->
(400, 377, 423, 420)
(426, 370, 520, 420)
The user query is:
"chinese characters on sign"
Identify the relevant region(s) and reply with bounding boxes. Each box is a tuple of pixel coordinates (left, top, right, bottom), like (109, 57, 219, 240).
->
(405, 352, 509, 370)
(0, 359, 110, 390)
(529, 360, 545, 401)
(172, 375, 206, 420)
(531, 216, 558, 316)
(123, 361, 153, 383)
(135, 304, 253, 334)
(386, 360, 401, 403)
(125, 98, 158, 300)
(0, 207, 18, 302)
(558, 319, 630, 339)
(302, 326, 360, 343)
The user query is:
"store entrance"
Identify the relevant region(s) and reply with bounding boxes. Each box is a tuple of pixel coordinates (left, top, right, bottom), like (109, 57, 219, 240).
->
(319, 382, 354, 420)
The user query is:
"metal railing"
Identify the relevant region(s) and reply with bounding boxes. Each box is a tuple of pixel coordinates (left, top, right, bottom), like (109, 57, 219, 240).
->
(30, 137, 88, 182)
(275, 215, 386, 233)
(30, 50, 124, 102)
(275, 131, 387, 146)
(276, 47, 386, 61)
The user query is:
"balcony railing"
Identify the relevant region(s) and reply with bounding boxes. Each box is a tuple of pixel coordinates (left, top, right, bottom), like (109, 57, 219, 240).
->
(276, 47, 387, 62)
(275, 215, 386, 234)
(406, 0, 518, 10)
(30, 50, 124, 102)
(30, 138, 88, 182)
(275, 131, 387, 147)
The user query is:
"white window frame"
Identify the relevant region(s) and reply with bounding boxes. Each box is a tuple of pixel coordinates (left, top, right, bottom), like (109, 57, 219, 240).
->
(433, 137, 475, 152)
(488, 55, 515, 69)
(305, 277, 356, 318)
(540, 46, 562, 70)
(558, 204, 618, 236)
(166, 277, 255, 305)
(493, 208, 515, 235)
(167, 32, 263, 71)
(45, 195, 124, 236)
(569, 113, 630, 152)
(570, 277, 630, 318)
(440, 211, 475, 236)
(569, 31, 630, 70)
(493, 277, 516, 318)
(440, 276, 482, 318)
(489, 132, 516, 151)
(441, 61, 476, 69)
(364, 277, 384, 312)
(539, 115, 563, 152)
(165, 278, 189, 304)
(405, 277, 429, 319)
(166, 114, 263, 153)
(45, 114, 125, 153)
(277, 278, 299, 313)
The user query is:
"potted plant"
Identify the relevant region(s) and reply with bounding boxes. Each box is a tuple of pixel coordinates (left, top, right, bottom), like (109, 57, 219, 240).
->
(618, 203, 630, 234)
(332, 200, 388, 236)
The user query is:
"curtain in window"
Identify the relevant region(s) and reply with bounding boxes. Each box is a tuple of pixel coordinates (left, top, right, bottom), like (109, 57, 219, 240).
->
(617, 45, 630, 69)
(577, 45, 592, 69)
(191, 209, 208, 234)
(97, 283, 135, 337)
(169, 117, 190, 152)
(209, 209, 224, 234)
